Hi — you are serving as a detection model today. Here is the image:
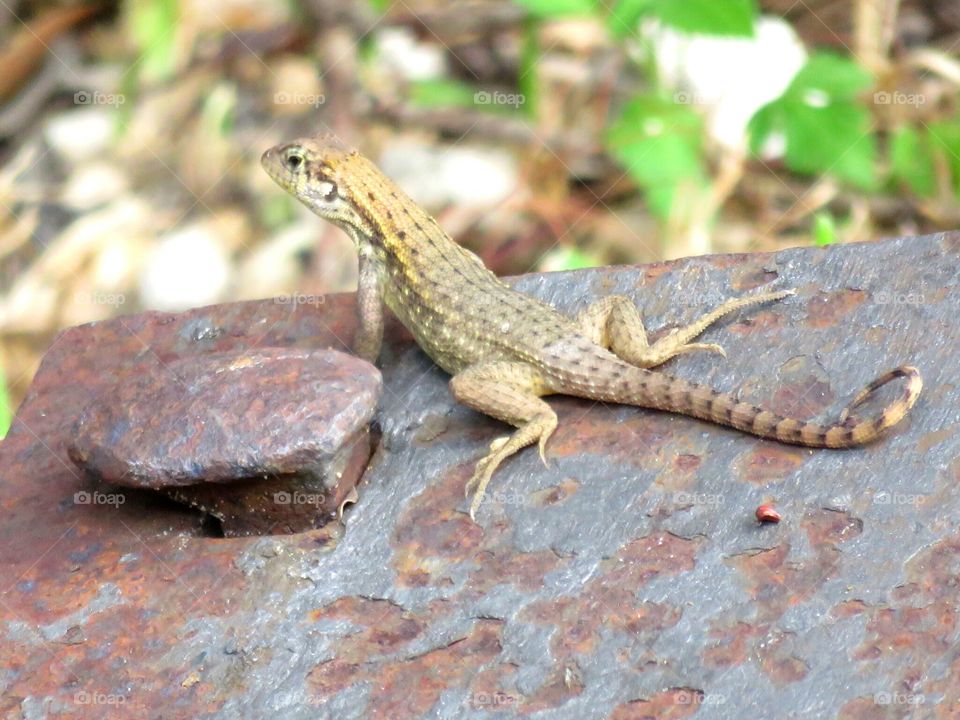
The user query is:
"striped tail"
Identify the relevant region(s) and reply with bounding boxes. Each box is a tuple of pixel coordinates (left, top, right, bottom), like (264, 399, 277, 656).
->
(623, 366, 922, 448)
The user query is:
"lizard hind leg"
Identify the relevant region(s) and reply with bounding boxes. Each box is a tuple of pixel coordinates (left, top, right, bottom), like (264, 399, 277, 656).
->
(577, 290, 794, 369)
(449, 362, 557, 520)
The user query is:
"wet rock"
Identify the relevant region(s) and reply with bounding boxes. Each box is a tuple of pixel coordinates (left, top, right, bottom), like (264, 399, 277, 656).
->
(68, 347, 380, 535)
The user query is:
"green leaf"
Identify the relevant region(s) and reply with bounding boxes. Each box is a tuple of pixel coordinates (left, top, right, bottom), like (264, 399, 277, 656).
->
(518, 22, 539, 117)
(606, 0, 652, 37)
(409, 79, 478, 109)
(201, 83, 236, 136)
(748, 53, 877, 189)
(890, 126, 935, 198)
(540, 246, 602, 271)
(925, 120, 960, 196)
(0, 364, 11, 439)
(647, 0, 755, 36)
(368, 0, 391, 11)
(127, 0, 179, 82)
(607, 94, 707, 217)
(515, 0, 596, 20)
(812, 211, 838, 246)
(790, 53, 873, 101)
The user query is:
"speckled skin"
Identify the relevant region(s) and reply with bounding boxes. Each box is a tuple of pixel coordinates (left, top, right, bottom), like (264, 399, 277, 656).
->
(261, 134, 922, 518)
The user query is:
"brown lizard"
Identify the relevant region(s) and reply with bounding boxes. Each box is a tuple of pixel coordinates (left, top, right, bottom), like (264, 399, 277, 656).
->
(261, 134, 922, 519)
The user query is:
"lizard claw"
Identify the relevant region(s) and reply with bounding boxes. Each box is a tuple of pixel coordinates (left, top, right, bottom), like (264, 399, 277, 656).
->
(686, 342, 726, 358)
(537, 434, 550, 468)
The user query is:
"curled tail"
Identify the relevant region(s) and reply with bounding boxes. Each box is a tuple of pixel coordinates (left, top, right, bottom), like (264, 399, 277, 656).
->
(631, 366, 922, 448)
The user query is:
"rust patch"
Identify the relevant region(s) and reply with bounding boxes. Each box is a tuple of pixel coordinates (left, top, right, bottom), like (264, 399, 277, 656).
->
(805, 290, 867, 329)
(412, 413, 450, 445)
(843, 534, 960, 690)
(520, 660, 587, 713)
(940, 232, 960, 255)
(308, 613, 503, 719)
(465, 664, 524, 713)
(734, 444, 805, 485)
(917, 424, 955, 454)
(770, 355, 836, 420)
(673, 452, 703, 473)
(728, 510, 862, 623)
(832, 599, 871, 618)
(309, 597, 426, 652)
(391, 464, 563, 590)
(530, 476, 581, 507)
(546, 400, 668, 466)
(520, 532, 697, 690)
(756, 631, 808, 685)
(654, 450, 705, 493)
(704, 623, 812, 686)
(732, 267, 782, 292)
(805, 507, 863, 547)
(703, 621, 766, 669)
(609, 687, 704, 719)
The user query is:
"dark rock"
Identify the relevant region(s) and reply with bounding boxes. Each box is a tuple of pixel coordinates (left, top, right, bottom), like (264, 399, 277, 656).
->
(0, 234, 957, 717)
(67, 348, 380, 535)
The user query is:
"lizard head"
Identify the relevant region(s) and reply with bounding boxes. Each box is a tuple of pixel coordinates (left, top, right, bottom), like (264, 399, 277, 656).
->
(260, 134, 376, 239)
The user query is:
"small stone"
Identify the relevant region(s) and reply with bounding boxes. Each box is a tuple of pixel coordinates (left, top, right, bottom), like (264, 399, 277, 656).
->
(44, 108, 116, 164)
(68, 348, 381, 535)
(378, 141, 517, 209)
(756, 504, 782, 523)
(139, 222, 232, 311)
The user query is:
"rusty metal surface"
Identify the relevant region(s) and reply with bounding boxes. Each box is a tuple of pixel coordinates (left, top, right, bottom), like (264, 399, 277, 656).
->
(1, 234, 958, 718)
(66, 347, 379, 536)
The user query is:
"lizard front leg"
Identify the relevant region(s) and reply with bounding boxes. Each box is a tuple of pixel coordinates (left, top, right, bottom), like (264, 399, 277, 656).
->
(353, 251, 384, 363)
(576, 290, 793, 368)
(449, 362, 557, 520)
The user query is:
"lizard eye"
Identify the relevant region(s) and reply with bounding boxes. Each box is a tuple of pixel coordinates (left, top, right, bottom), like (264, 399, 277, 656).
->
(284, 151, 303, 172)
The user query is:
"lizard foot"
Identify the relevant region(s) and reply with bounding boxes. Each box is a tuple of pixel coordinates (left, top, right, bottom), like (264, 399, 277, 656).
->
(464, 414, 558, 521)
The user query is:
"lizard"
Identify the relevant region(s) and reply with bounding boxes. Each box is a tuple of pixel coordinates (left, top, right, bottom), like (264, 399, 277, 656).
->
(261, 133, 923, 520)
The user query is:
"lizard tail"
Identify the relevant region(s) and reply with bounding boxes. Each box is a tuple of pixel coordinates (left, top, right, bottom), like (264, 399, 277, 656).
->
(632, 366, 922, 448)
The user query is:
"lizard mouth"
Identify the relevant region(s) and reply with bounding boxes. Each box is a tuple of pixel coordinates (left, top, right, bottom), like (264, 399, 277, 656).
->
(260, 146, 279, 174)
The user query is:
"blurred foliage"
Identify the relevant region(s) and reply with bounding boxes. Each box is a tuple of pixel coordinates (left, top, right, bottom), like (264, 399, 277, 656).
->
(749, 53, 877, 190)
(125, 0, 180, 82)
(489, 0, 960, 254)
(606, 96, 706, 218)
(0, 366, 10, 438)
(409, 79, 479, 109)
(606, 0, 757, 36)
(812, 211, 838, 246)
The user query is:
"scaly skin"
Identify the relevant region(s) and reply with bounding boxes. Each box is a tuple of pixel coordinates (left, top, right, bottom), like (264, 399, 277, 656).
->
(261, 134, 923, 519)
